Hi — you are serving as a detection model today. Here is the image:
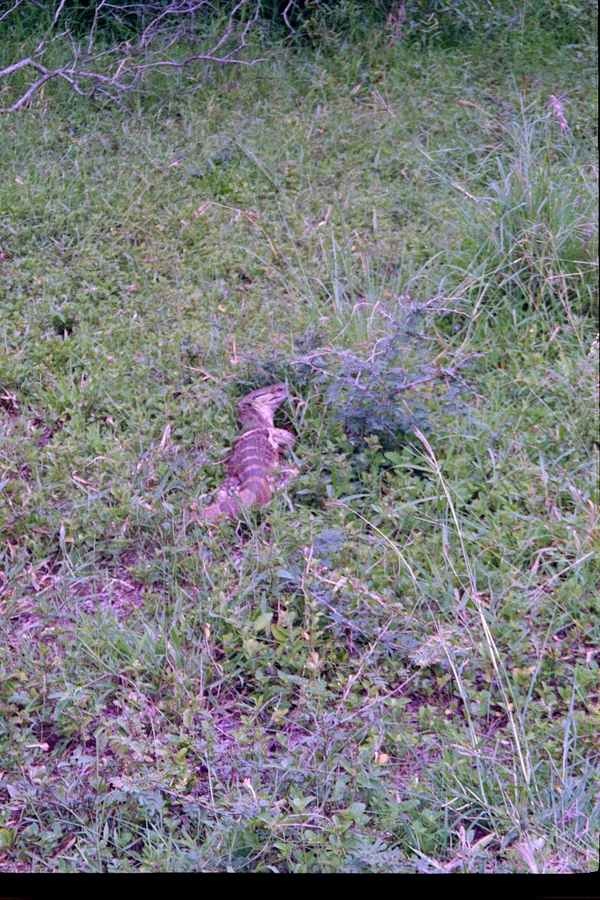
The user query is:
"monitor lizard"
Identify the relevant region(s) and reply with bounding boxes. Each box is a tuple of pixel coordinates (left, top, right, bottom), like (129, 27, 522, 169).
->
(196, 383, 296, 523)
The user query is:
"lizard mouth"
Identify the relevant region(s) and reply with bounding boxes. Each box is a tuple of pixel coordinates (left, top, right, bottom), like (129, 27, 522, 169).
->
(239, 384, 289, 416)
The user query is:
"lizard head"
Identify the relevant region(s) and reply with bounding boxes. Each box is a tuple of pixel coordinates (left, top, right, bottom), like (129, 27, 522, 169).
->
(238, 383, 289, 417)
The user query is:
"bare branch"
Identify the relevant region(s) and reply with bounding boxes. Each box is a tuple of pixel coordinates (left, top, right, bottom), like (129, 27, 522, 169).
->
(282, 1, 295, 34)
(4, 68, 64, 112)
(0, 0, 24, 25)
(133, 53, 261, 73)
(0, 58, 48, 79)
(0, 0, 263, 112)
(35, 0, 68, 54)
(140, 2, 188, 48)
(88, 0, 108, 56)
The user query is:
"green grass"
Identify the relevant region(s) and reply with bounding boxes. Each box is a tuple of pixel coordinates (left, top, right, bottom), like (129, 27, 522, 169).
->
(0, 23, 598, 873)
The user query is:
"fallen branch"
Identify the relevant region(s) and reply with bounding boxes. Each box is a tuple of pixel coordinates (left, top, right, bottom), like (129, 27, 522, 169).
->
(0, 0, 263, 112)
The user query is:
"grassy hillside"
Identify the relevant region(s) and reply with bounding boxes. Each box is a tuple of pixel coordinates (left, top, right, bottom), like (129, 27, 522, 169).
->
(0, 19, 598, 873)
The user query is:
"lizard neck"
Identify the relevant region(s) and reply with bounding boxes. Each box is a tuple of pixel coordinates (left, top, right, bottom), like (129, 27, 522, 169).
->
(239, 408, 274, 429)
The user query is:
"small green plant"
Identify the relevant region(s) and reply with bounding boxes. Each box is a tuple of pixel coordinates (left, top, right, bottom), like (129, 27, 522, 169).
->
(297, 326, 471, 452)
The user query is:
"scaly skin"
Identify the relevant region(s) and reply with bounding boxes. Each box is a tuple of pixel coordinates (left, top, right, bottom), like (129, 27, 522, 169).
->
(197, 384, 295, 523)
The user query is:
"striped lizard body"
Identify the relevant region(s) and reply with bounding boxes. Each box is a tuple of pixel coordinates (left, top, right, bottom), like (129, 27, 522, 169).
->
(197, 383, 295, 523)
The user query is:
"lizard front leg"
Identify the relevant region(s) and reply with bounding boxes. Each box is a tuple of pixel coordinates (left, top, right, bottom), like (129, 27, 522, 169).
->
(268, 427, 296, 452)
